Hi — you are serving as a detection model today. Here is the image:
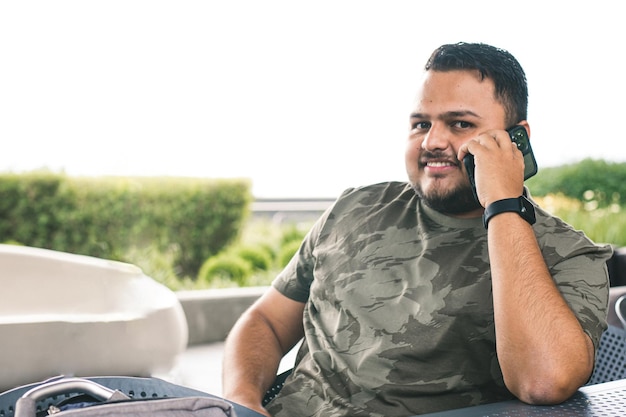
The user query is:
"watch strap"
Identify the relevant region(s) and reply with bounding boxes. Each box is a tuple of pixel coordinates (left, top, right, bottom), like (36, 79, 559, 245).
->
(483, 196, 536, 229)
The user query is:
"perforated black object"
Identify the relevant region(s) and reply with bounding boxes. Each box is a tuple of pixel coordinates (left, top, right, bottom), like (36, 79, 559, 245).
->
(262, 369, 292, 406)
(422, 380, 626, 416)
(588, 324, 626, 385)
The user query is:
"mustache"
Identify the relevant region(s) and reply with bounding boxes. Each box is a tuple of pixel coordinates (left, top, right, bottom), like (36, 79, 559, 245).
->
(419, 150, 461, 166)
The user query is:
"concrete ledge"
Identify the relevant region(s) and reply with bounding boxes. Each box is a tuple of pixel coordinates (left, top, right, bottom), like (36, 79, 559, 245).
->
(176, 286, 268, 345)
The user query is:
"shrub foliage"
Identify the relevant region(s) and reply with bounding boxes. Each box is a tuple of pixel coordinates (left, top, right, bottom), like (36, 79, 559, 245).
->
(0, 172, 252, 278)
(527, 159, 626, 207)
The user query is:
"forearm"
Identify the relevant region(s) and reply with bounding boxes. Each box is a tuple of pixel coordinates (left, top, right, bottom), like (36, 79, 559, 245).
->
(488, 213, 594, 404)
(222, 310, 284, 412)
(222, 288, 305, 415)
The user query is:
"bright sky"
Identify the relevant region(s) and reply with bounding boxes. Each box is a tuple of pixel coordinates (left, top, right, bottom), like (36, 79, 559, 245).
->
(1, 1, 624, 198)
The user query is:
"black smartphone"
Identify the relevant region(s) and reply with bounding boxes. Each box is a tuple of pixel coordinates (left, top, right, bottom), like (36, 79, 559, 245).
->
(463, 125, 538, 202)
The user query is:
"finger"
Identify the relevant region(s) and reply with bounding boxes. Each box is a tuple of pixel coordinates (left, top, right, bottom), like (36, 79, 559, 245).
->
(474, 131, 500, 149)
(502, 136, 525, 159)
(457, 137, 484, 160)
(486, 131, 510, 148)
(457, 141, 471, 161)
(489, 131, 523, 157)
(458, 134, 495, 161)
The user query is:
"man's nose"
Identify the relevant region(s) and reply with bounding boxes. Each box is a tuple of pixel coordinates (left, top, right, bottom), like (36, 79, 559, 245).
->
(421, 125, 450, 152)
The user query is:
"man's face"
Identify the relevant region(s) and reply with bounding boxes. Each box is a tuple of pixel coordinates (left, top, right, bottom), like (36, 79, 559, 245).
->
(405, 70, 507, 216)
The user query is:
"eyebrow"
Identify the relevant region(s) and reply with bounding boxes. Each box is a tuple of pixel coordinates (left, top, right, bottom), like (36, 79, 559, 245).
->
(410, 110, 482, 120)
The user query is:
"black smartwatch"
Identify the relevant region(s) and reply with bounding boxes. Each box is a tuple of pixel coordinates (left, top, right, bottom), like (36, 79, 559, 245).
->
(483, 195, 536, 229)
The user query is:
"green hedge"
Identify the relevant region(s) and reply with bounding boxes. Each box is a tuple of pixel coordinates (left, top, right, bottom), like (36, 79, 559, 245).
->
(527, 159, 626, 207)
(0, 172, 252, 278)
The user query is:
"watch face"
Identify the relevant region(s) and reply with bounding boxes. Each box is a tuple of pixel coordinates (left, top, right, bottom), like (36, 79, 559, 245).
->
(520, 196, 536, 225)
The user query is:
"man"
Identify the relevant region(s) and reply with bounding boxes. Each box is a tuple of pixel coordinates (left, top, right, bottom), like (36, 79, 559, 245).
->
(222, 42, 612, 417)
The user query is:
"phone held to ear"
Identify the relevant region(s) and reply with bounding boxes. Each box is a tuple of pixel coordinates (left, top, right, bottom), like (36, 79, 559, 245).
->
(463, 125, 538, 202)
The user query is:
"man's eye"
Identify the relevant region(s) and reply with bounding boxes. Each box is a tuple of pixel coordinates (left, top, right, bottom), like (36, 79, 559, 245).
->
(411, 121, 430, 130)
(453, 121, 472, 129)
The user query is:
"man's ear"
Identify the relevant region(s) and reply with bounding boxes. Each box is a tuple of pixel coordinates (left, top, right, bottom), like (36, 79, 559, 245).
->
(518, 120, 531, 138)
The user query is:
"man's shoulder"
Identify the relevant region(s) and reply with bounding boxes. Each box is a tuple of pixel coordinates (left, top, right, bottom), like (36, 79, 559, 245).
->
(531, 198, 613, 262)
(321, 181, 417, 227)
(336, 181, 415, 203)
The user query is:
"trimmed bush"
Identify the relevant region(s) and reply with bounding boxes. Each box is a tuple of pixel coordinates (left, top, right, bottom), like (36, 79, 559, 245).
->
(0, 172, 252, 278)
(198, 252, 253, 286)
(277, 239, 303, 268)
(234, 245, 273, 271)
(280, 224, 307, 246)
(527, 159, 626, 207)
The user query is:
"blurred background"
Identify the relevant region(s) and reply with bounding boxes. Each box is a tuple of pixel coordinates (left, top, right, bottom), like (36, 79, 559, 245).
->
(1, 0, 624, 199)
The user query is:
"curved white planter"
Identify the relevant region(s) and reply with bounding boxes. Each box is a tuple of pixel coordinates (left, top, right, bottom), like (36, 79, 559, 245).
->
(0, 244, 189, 391)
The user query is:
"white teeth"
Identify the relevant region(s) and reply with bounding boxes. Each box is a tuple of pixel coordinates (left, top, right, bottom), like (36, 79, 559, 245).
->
(427, 162, 453, 167)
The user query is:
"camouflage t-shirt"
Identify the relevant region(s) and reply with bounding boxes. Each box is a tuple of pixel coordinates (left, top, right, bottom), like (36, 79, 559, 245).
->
(267, 182, 611, 417)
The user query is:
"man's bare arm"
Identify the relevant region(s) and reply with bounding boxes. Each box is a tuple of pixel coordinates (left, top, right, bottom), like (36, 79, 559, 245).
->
(488, 213, 595, 404)
(222, 287, 305, 416)
(459, 129, 595, 404)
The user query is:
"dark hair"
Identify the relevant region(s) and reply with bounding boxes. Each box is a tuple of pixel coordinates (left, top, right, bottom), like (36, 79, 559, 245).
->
(425, 42, 528, 126)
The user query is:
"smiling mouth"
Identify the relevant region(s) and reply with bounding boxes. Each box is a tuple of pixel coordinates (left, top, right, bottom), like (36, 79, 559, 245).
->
(421, 159, 460, 169)
(426, 161, 456, 168)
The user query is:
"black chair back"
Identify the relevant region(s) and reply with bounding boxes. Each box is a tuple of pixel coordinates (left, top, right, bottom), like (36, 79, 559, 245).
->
(588, 323, 626, 385)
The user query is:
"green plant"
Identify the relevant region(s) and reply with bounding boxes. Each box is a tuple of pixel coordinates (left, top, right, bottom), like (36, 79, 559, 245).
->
(535, 194, 626, 247)
(277, 239, 302, 268)
(234, 245, 273, 271)
(198, 252, 253, 286)
(122, 243, 182, 290)
(527, 159, 626, 207)
(0, 173, 252, 279)
(280, 224, 307, 246)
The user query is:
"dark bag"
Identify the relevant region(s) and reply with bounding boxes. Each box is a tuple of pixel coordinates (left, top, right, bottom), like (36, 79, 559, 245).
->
(11, 377, 236, 417)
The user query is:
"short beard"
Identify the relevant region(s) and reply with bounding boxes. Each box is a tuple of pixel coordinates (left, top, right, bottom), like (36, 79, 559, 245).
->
(412, 181, 482, 215)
